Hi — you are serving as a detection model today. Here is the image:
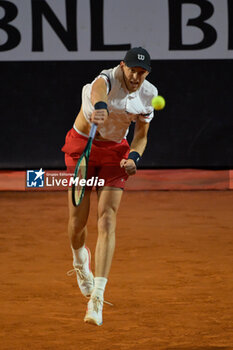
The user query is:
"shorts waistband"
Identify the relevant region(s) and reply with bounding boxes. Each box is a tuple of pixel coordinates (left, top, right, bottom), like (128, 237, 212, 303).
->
(72, 124, 122, 144)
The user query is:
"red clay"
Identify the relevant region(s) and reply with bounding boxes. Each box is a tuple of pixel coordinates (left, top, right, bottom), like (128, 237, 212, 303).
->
(0, 191, 233, 350)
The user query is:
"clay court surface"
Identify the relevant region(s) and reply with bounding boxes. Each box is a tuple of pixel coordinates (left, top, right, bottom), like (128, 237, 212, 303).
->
(0, 190, 233, 350)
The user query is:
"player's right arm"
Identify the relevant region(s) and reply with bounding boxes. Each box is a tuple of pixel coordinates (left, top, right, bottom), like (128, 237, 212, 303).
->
(90, 78, 108, 126)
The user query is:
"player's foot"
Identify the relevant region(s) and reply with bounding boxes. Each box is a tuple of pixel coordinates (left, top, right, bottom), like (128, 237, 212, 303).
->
(84, 295, 103, 326)
(67, 246, 94, 297)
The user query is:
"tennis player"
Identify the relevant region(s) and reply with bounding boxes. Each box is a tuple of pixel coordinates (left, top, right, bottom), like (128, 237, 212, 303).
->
(62, 47, 158, 326)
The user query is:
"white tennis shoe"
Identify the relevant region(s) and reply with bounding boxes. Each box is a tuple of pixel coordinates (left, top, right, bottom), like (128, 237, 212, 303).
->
(84, 295, 103, 326)
(67, 246, 94, 297)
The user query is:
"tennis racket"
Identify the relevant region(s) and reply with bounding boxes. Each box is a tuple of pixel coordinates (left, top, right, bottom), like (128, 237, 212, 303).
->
(72, 123, 97, 207)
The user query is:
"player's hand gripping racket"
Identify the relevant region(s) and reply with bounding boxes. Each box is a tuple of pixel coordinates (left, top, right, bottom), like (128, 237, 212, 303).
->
(72, 123, 97, 207)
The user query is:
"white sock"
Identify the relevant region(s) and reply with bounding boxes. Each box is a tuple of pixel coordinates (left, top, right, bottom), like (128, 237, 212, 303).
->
(71, 245, 87, 266)
(92, 277, 108, 299)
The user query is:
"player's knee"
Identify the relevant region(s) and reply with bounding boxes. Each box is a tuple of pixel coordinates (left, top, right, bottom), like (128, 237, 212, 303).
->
(98, 208, 116, 235)
(68, 216, 86, 234)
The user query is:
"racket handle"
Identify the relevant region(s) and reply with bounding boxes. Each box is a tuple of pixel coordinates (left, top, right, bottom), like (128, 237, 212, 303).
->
(89, 123, 98, 140)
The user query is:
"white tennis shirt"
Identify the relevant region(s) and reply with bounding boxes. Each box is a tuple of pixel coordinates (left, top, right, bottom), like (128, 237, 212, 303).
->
(81, 65, 158, 143)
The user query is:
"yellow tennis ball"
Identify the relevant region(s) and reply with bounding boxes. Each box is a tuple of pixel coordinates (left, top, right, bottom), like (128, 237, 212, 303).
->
(151, 95, 165, 110)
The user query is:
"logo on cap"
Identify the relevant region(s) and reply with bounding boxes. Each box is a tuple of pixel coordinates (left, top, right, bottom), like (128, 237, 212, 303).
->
(138, 54, 145, 61)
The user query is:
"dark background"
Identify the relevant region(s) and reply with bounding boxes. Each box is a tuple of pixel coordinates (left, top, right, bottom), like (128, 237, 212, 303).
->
(0, 59, 232, 169)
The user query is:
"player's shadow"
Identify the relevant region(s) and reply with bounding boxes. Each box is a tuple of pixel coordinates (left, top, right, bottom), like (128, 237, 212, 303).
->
(166, 347, 231, 350)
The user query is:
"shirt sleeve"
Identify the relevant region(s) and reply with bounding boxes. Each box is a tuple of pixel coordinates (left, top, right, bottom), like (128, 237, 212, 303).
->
(139, 110, 154, 123)
(98, 73, 111, 95)
(139, 83, 158, 123)
(94, 68, 113, 95)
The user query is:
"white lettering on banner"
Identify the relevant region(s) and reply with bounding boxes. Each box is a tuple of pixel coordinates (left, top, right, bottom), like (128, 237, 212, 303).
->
(45, 176, 105, 187)
(0, 0, 232, 60)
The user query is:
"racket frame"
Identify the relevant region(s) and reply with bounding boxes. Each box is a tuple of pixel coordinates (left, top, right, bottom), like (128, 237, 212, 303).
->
(71, 124, 97, 207)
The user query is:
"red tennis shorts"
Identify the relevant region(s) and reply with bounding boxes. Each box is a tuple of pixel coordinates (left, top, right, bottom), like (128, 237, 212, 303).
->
(61, 128, 130, 189)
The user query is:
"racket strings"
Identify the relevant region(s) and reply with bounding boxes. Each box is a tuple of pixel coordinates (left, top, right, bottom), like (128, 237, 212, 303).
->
(73, 156, 87, 205)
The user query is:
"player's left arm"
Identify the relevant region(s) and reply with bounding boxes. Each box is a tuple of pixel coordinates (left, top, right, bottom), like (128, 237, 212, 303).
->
(130, 118, 150, 155)
(120, 119, 150, 176)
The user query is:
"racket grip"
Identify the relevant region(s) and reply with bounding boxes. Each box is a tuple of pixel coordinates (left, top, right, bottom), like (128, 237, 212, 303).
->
(89, 123, 98, 139)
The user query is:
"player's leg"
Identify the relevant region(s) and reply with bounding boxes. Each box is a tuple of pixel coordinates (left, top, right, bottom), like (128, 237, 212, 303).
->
(84, 187, 123, 326)
(95, 187, 123, 278)
(67, 188, 94, 297)
(68, 187, 91, 249)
